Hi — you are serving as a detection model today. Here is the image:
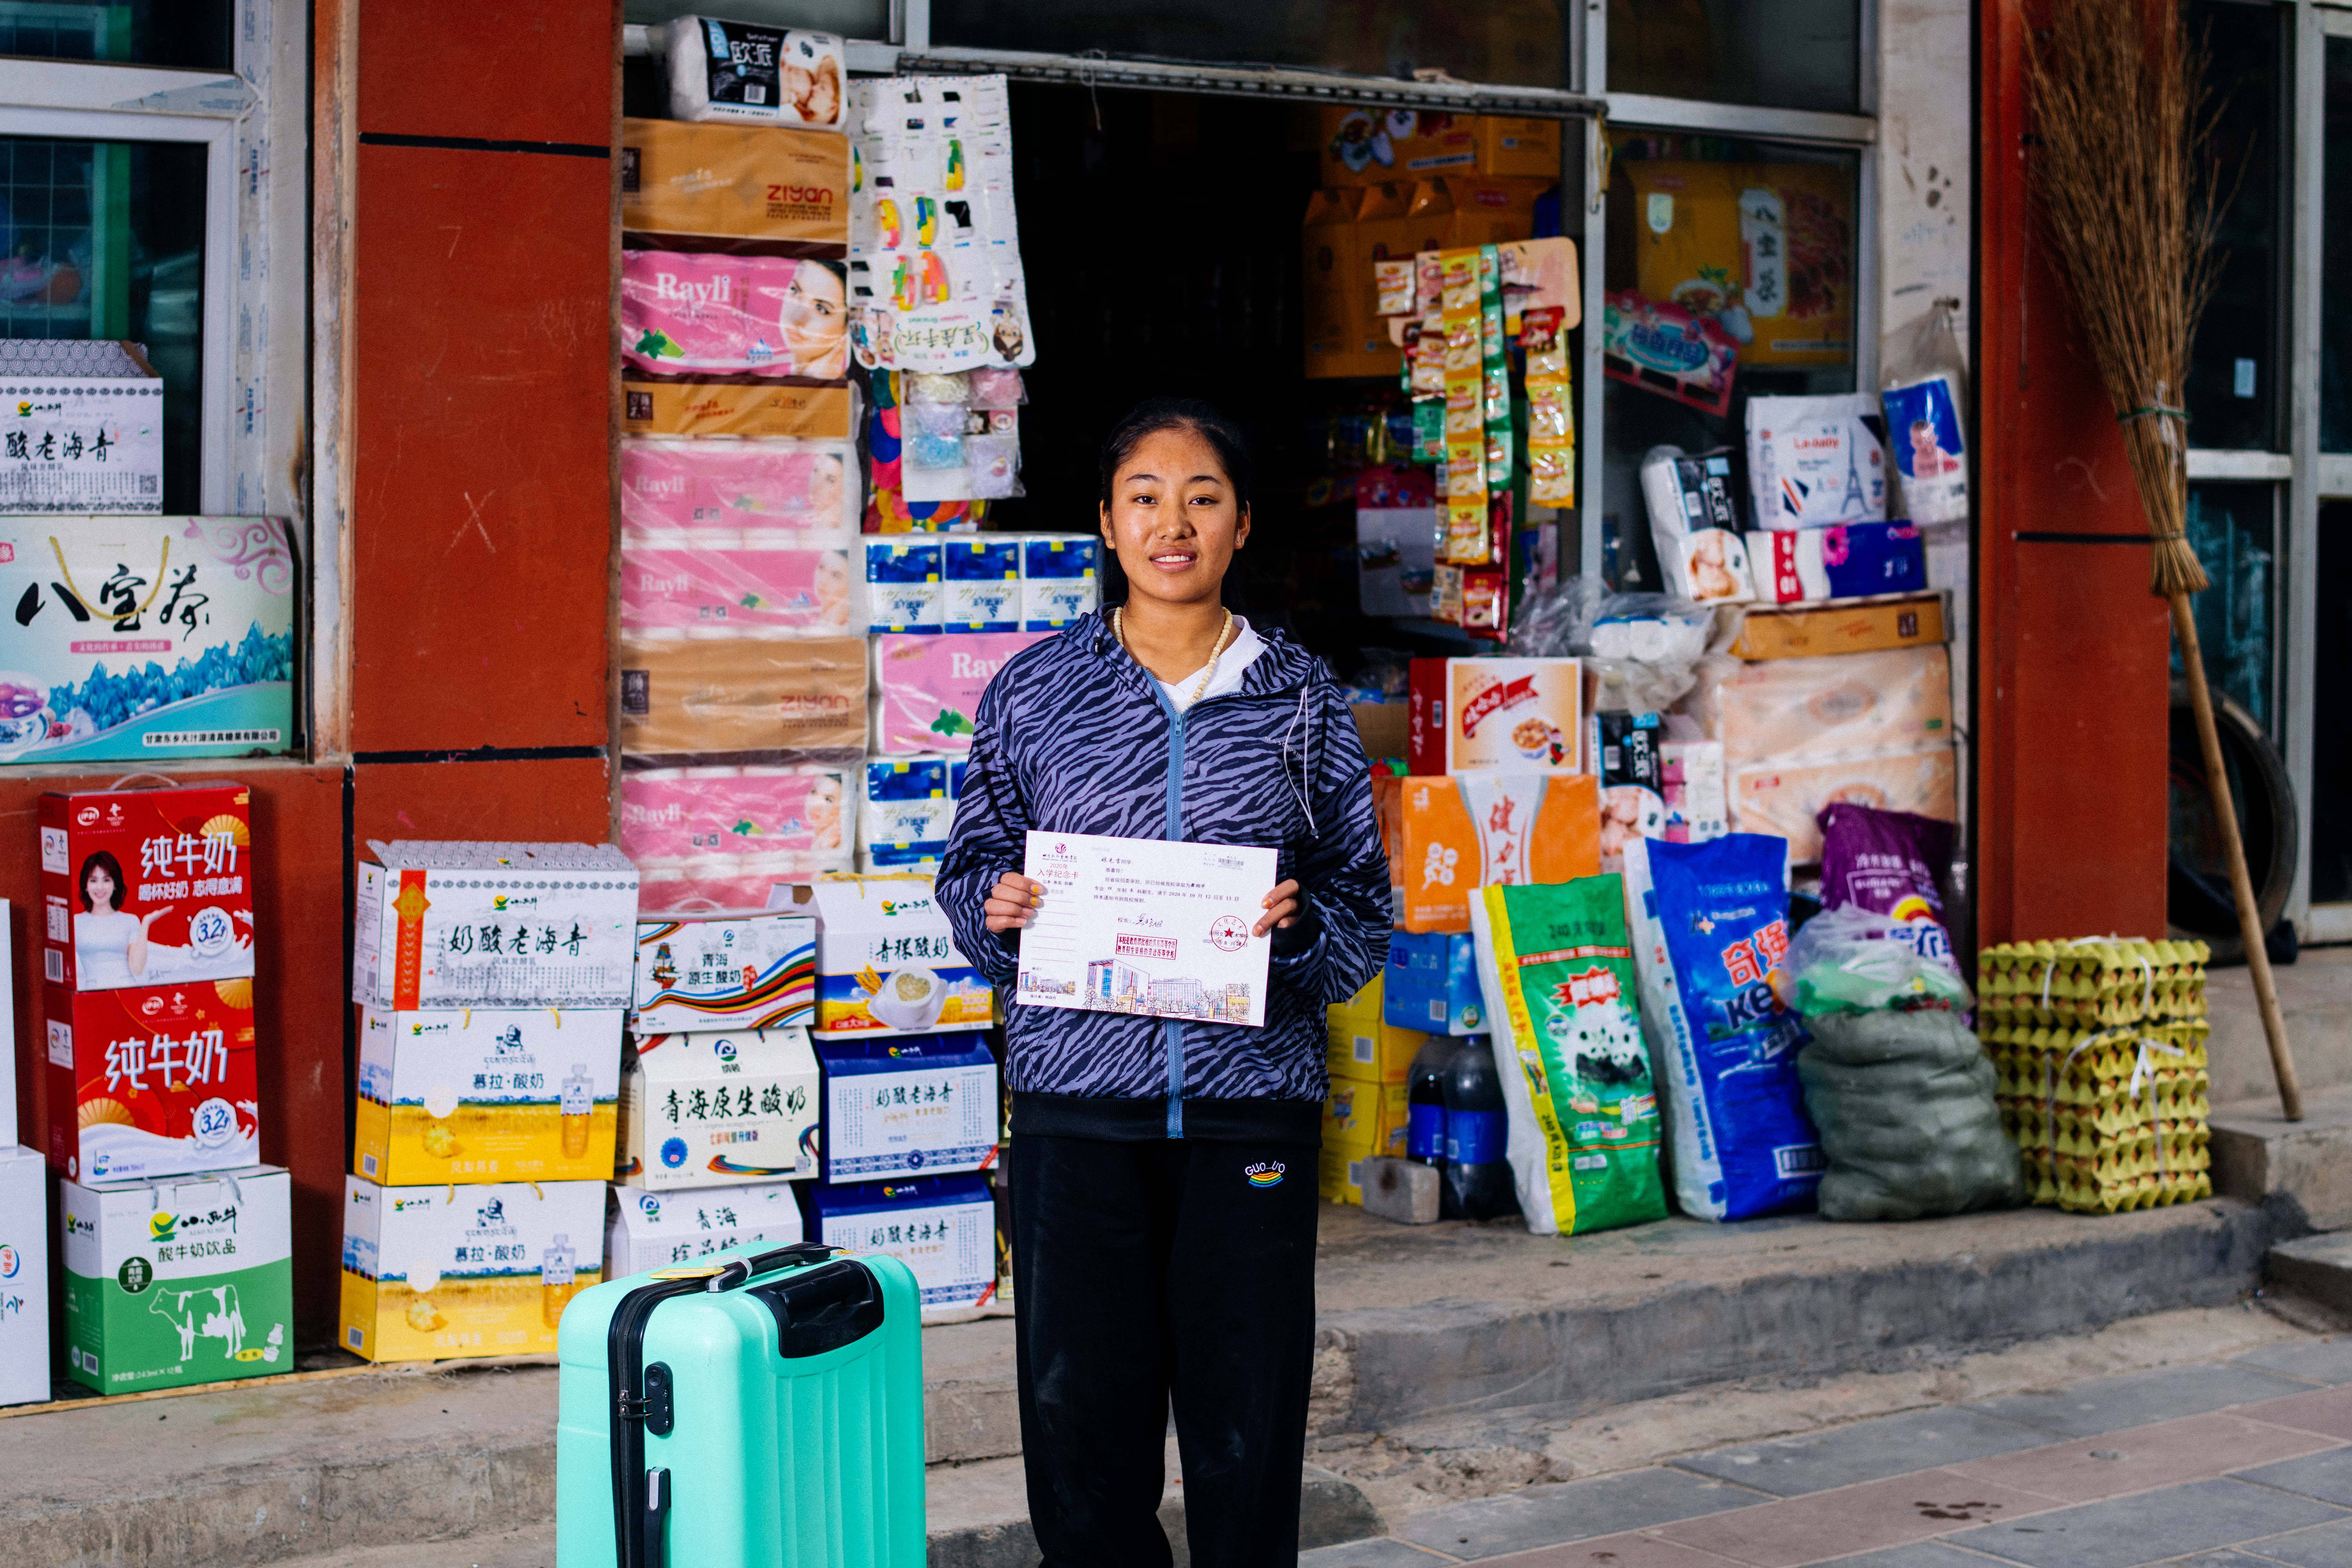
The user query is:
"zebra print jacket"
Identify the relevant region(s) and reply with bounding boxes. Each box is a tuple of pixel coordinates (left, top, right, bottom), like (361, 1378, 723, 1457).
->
(938, 610, 1392, 1145)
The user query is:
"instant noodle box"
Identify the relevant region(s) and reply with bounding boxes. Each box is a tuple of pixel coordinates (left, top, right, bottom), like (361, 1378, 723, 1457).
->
(352, 842, 640, 1011)
(631, 909, 817, 1034)
(43, 979, 258, 1184)
(1376, 771, 1600, 933)
(617, 1026, 821, 1190)
(801, 1173, 996, 1323)
(605, 1178, 806, 1280)
(353, 1007, 622, 1186)
(63, 1164, 290, 1394)
(815, 1032, 999, 1183)
(784, 875, 993, 1035)
(339, 1176, 604, 1362)
(1407, 656, 1584, 774)
(41, 784, 254, 993)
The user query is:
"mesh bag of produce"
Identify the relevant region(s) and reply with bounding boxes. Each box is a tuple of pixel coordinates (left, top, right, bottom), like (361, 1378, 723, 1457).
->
(1797, 1008, 2024, 1221)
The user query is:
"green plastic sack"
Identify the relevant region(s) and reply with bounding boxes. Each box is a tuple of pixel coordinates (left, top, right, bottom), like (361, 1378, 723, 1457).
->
(1470, 877, 1669, 1237)
(1797, 1009, 2024, 1221)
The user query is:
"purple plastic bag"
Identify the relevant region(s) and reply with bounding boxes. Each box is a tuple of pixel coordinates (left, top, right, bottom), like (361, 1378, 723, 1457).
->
(1817, 802, 1957, 970)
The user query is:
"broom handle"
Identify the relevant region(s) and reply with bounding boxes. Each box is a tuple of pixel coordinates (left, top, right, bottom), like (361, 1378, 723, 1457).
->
(2169, 592, 2303, 1120)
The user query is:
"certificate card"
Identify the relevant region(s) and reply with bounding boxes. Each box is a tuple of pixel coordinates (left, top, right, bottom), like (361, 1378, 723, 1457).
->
(1015, 831, 1278, 1028)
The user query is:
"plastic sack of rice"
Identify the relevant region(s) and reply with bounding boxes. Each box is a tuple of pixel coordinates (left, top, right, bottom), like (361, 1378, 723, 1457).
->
(1624, 834, 1823, 1221)
(1470, 878, 1669, 1236)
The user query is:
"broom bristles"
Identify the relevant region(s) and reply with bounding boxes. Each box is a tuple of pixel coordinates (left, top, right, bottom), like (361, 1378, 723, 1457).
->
(2022, 0, 2226, 600)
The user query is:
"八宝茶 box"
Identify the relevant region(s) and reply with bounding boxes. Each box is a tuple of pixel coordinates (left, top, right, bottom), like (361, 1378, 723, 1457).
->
(43, 979, 257, 1183)
(354, 1007, 622, 1185)
(815, 1033, 999, 1184)
(339, 1176, 605, 1362)
(352, 842, 640, 1011)
(617, 1026, 821, 1190)
(631, 909, 817, 1034)
(41, 784, 254, 992)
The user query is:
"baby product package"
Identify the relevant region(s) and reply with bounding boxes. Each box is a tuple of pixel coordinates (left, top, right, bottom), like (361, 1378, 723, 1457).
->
(64, 1165, 290, 1393)
(814, 1032, 999, 1183)
(871, 631, 1047, 755)
(1021, 535, 1101, 630)
(1624, 835, 1823, 1221)
(1746, 393, 1887, 528)
(1883, 374, 1968, 525)
(1385, 930, 1486, 1035)
(1639, 446, 1754, 604)
(665, 17, 844, 129)
(620, 536, 853, 635)
(1471, 878, 1669, 1237)
(1380, 772, 1601, 934)
(352, 843, 639, 1011)
(1406, 656, 1584, 773)
(606, 1180, 806, 1280)
(621, 438, 858, 539)
(1661, 740, 1729, 844)
(631, 909, 818, 1033)
(622, 250, 853, 382)
(339, 1176, 604, 1362)
(618, 633, 869, 764)
(43, 980, 257, 1184)
(942, 536, 1021, 631)
(620, 116, 848, 251)
(41, 784, 255, 993)
(860, 757, 957, 869)
(801, 1174, 996, 1323)
(865, 537, 945, 633)
(1591, 711, 1668, 871)
(620, 767, 850, 881)
(1745, 522, 1926, 604)
(1731, 746, 1958, 865)
(616, 1027, 821, 1190)
(354, 1007, 623, 1186)
(787, 876, 994, 1036)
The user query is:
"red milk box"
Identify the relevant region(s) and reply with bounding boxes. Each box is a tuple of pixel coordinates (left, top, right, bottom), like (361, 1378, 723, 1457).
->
(40, 785, 256, 993)
(43, 979, 259, 1182)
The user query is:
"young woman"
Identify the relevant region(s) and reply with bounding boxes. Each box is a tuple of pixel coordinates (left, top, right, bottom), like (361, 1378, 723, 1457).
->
(939, 398, 1392, 1566)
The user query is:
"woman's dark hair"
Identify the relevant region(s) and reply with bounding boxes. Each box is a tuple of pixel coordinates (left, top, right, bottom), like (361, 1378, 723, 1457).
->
(79, 850, 125, 913)
(1097, 397, 1253, 510)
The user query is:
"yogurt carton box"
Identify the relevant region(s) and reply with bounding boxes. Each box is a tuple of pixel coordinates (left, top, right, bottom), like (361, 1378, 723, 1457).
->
(605, 1179, 805, 1279)
(631, 909, 817, 1034)
(41, 784, 255, 992)
(63, 1164, 291, 1394)
(616, 1026, 821, 1190)
(339, 1176, 605, 1362)
(353, 842, 640, 1010)
(815, 1033, 999, 1183)
(801, 1173, 996, 1323)
(0, 1145, 49, 1405)
(353, 1007, 623, 1185)
(782, 876, 993, 1036)
(44, 979, 258, 1183)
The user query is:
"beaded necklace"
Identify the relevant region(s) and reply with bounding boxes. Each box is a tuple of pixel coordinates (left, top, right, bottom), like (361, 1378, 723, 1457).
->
(1114, 605, 1235, 707)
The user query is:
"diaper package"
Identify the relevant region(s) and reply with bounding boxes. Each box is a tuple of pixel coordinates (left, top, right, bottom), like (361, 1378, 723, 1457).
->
(1746, 393, 1887, 529)
(618, 633, 868, 764)
(871, 630, 1048, 755)
(621, 439, 858, 538)
(1624, 835, 1822, 1221)
(1470, 878, 1669, 1237)
(665, 17, 845, 129)
(622, 767, 852, 910)
(1745, 522, 1927, 604)
(622, 250, 852, 382)
(1883, 373, 1969, 525)
(866, 537, 946, 632)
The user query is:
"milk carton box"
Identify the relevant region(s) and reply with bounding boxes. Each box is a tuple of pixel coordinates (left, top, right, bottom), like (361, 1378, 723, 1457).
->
(41, 784, 256, 992)
(44, 979, 258, 1183)
(801, 1174, 996, 1323)
(942, 537, 1020, 631)
(353, 1007, 623, 1185)
(616, 1027, 821, 1190)
(815, 1033, 999, 1183)
(339, 1176, 605, 1362)
(353, 842, 640, 1010)
(631, 909, 817, 1033)
(0, 1145, 49, 1405)
(62, 1164, 291, 1393)
(783, 876, 993, 1036)
(605, 1179, 806, 1279)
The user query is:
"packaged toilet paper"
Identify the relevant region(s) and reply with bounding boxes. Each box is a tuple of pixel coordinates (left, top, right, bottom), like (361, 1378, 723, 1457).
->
(622, 250, 852, 382)
(618, 634, 868, 763)
(665, 17, 845, 130)
(865, 538, 945, 633)
(1021, 535, 1101, 629)
(871, 631, 1048, 755)
(621, 439, 858, 538)
(859, 757, 957, 870)
(943, 537, 1021, 631)
(1639, 446, 1753, 604)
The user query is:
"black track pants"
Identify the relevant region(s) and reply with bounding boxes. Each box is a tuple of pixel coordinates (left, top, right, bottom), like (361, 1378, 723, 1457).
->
(1009, 1132, 1321, 1568)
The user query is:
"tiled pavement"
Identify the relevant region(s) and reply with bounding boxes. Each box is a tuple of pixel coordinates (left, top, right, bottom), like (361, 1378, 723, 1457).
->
(1301, 1339, 2352, 1568)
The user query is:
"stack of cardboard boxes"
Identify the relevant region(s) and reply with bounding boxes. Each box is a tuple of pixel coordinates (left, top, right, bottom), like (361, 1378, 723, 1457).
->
(1319, 978, 1425, 1205)
(0, 897, 43, 1406)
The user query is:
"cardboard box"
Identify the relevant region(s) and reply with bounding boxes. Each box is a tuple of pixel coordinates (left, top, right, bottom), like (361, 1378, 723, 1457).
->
(618, 632, 869, 764)
(1327, 976, 1427, 1085)
(40, 785, 254, 993)
(339, 1177, 604, 1363)
(63, 1164, 290, 1393)
(353, 1007, 623, 1186)
(1386, 930, 1488, 1035)
(1434, 175, 1552, 248)
(623, 379, 854, 440)
(783, 876, 993, 1036)
(815, 1032, 999, 1183)
(44, 981, 258, 1184)
(1728, 592, 1949, 661)
(1323, 1078, 1409, 1156)
(1379, 772, 1600, 933)
(620, 116, 849, 251)
(801, 1173, 996, 1323)
(0, 1144, 49, 1405)
(605, 1179, 806, 1280)
(353, 842, 640, 1011)
(631, 910, 817, 1034)
(1320, 108, 1561, 186)
(1320, 1144, 1372, 1205)
(1353, 702, 1409, 763)
(1622, 161, 1854, 367)
(617, 1027, 821, 1189)
(1303, 188, 1401, 380)
(1407, 657, 1584, 774)
(0, 341, 163, 511)
(0, 901, 15, 1145)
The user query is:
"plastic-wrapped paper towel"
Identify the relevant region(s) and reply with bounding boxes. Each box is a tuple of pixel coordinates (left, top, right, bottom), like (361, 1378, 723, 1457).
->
(866, 537, 945, 633)
(1701, 645, 1954, 765)
(623, 764, 852, 910)
(621, 439, 858, 538)
(871, 631, 1047, 754)
(1639, 445, 1753, 605)
(623, 250, 853, 381)
(665, 17, 844, 129)
(619, 633, 868, 763)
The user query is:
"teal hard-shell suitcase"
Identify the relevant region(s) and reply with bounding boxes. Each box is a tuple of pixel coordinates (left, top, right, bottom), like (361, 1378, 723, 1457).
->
(556, 1241, 926, 1568)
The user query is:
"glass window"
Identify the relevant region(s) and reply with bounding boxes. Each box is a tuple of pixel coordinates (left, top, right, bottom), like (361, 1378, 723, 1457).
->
(0, 136, 207, 513)
(1607, 0, 1859, 114)
(2324, 36, 2351, 453)
(2183, 0, 2283, 452)
(2174, 482, 2277, 735)
(625, 0, 889, 40)
(1598, 131, 1860, 588)
(2313, 501, 2352, 902)
(0, 1, 231, 70)
(931, 0, 1569, 89)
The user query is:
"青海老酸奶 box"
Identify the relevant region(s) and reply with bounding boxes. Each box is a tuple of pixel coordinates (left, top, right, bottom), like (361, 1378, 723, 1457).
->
(339, 1176, 605, 1362)
(351, 842, 639, 1011)
(353, 1007, 623, 1186)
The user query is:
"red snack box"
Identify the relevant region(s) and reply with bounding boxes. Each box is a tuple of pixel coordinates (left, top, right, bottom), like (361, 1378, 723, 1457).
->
(40, 785, 255, 993)
(44, 980, 259, 1183)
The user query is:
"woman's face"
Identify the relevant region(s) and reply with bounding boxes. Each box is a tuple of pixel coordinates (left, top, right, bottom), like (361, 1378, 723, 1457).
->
(1100, 427, 1249, 612)
(84, 863, 116, 910)
(807, 455, 844, 516)
(781, 262, 847, 368)
(804, 777, 843, 840)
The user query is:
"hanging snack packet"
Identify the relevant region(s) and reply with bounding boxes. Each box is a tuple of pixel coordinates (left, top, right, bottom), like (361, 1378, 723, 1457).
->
(1471, 878, 1669, 1237)
(1624, 834, 1823, 1221)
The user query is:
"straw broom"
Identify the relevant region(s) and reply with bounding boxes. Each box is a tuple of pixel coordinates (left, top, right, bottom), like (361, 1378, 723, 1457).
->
(2024, 0, 2302, 1118)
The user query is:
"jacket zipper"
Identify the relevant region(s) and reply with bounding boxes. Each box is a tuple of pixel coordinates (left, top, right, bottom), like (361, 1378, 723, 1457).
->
(1146, 675, 1188, 1138)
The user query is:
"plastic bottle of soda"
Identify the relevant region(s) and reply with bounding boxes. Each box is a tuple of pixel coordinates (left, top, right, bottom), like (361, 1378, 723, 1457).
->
(1405, 1034, 1451, 1170)
(1441, 1035, 1520, 1221)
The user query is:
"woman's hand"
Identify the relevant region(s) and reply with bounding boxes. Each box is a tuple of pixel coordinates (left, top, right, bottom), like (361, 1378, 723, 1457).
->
(1254, 880, 1302, 937)
(138, 909, 168, 931)
(985, 873, 1045, 934)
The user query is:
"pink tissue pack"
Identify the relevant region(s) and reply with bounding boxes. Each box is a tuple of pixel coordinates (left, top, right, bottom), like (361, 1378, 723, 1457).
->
(621, 440, 856, 534)
(621, 541, 852, 634)
(872, 631, 1047, 755)
(622, 250, 850, 380)
(623, 766, 852, 910)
